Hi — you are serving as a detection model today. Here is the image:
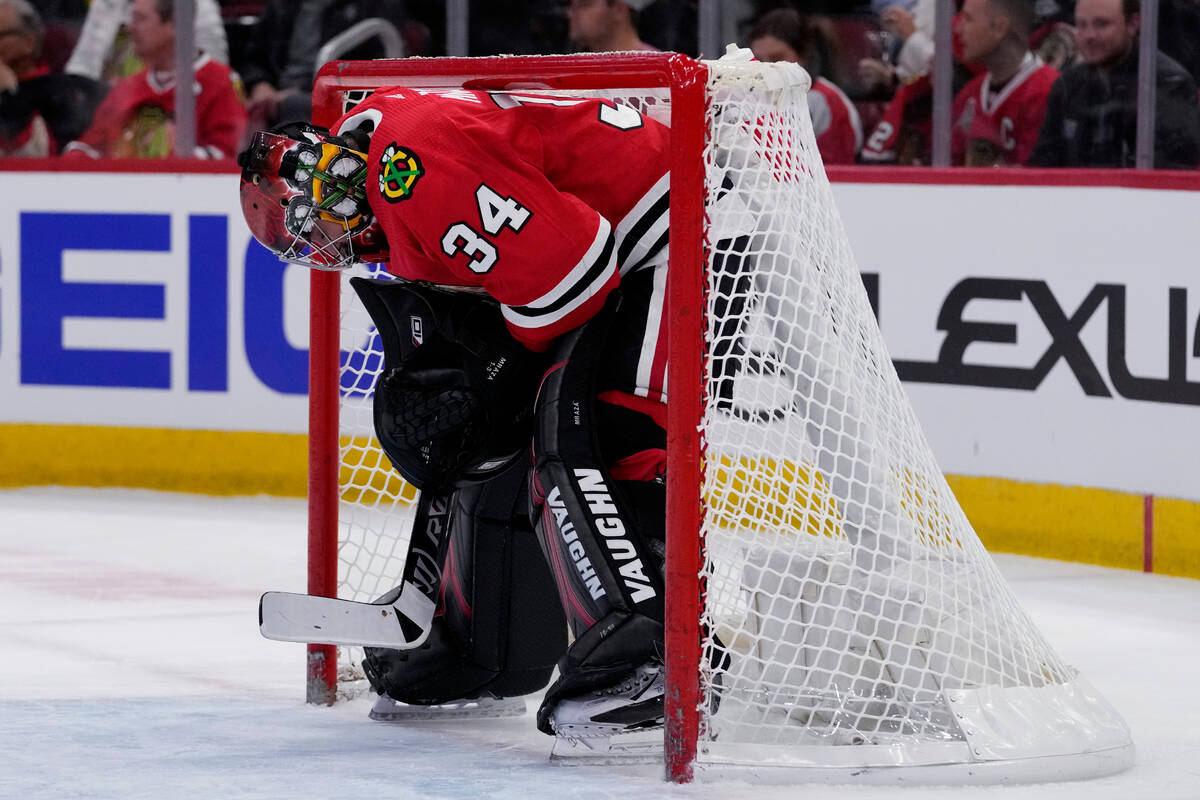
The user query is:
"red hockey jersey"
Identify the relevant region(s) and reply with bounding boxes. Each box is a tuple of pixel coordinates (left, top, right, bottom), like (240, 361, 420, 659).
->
(810, 77, 863, 165)
(64, 54, 246, 159)
(1, 64, 54, 157)
(333, 89, 671, 353)
(861, 75, 933, 165)
(951, 53, 1058, 166)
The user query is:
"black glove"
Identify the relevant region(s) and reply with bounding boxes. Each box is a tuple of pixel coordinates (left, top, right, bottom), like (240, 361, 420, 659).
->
(377, 367, 480, 447)
(375, 366, 487, 491)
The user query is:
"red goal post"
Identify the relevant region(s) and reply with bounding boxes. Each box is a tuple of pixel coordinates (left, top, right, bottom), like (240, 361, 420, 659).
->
(307, 52, 709, 780)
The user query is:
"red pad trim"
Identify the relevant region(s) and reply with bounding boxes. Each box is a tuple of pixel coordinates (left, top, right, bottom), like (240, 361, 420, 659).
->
(596, 389, 668, 429)
(609, 449, 667, 483)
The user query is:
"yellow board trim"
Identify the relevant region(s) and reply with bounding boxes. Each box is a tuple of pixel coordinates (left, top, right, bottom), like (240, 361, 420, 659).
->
(338, 435, 419, 506)
(947, 476, 1145, 571)
(706, 454, 844, 539)
(1147, 496, 1200, 578)
(1, 423, 1197, 579)
(0, 423, 308, 496)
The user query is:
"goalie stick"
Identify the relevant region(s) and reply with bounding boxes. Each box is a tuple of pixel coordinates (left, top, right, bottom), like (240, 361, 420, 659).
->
(259, 489, 452, 649)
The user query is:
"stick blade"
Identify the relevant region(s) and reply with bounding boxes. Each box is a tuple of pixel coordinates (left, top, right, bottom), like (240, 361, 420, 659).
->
(259, 590, 432, 649)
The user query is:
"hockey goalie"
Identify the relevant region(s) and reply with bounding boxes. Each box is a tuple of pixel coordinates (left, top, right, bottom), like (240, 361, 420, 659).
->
(240, 85, 685, 756)
(240, 49, 1139, 780)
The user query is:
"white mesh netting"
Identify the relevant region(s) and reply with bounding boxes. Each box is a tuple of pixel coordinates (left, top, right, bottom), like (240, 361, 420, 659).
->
(692, 59, 1128, 775)
(323, 57, 1130, 777)
(331, 260, 417, 691)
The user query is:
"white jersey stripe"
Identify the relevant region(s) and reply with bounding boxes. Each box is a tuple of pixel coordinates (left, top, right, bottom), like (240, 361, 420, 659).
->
(517, 215, 609, 311)
(336, 107, 385, 138)
(634, 260, 668, 397)
(62, 141, 102, 158)
(621, 212, 669, 276)
(979, 52, 1043, 115)
(615, 172, 669, 272)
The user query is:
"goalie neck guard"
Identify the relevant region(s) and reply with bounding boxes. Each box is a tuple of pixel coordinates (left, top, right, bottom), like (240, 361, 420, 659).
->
(238, 125, 388, 270)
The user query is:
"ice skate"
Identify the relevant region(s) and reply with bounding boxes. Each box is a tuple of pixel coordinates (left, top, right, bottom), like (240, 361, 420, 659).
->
(548, 663, 665, 764)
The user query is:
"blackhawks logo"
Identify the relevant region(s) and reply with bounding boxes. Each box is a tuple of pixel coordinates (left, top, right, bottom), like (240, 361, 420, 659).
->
(378, 143, 423, 203)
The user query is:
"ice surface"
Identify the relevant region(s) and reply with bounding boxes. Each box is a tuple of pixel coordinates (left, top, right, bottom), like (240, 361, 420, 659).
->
(2, 487, 1197, 799)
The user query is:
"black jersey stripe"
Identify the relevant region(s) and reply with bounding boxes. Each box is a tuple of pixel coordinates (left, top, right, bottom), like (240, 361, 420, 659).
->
(505, 228, 616, 321)
(632, 229, 668, 274)
(617, 192, 669, 271)
(614, 172, 669, 274)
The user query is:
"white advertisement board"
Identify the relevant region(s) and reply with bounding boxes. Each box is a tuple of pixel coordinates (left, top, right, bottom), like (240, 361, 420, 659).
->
(0, 171, 310, 433)
(835, 181, 1200, 500)
(1, 169, 1197, 500)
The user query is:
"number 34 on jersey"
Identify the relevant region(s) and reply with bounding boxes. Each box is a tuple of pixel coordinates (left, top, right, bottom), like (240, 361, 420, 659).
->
(440, 184, 532, 274)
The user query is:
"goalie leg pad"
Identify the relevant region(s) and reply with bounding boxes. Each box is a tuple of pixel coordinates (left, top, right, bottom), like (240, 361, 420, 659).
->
(363, 462, 566, 705)
(528, 301, 668, 733)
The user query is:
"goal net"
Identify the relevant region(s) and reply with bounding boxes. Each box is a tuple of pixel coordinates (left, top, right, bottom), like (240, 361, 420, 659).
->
(305, 52, 1133, 784)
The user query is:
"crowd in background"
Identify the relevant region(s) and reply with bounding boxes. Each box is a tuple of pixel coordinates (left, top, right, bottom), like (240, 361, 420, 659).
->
(1, 0, 1198, 167)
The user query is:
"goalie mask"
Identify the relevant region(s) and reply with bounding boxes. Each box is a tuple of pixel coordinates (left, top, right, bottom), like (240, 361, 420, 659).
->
(238, 125, 388, 270)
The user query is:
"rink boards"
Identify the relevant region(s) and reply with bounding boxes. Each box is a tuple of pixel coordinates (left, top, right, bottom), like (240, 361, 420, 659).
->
(0, 162, 1197, 577)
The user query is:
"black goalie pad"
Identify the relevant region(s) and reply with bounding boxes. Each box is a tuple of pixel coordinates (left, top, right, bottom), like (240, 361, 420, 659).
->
(527, 300, 668, 731)
(350, 278, 547, 491)
(528, 296, 666, 630)
(362, 462, 566, 705)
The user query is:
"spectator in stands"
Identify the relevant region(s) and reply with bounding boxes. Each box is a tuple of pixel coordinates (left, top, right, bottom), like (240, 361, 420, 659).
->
(951, 0, 1059, 165)
(1029, 0, 1080, 70)
(406, 0, 562, 56)
(1031, 22, 1079, 70)
(566, 0, 658, 53)
(860, 10, 979, 165)
(1029, 0, 1200, 168)
(22, 0, 87, 73)
(749, 7, 863, 164)
(239, 0, 408, 132)
(859, 0, 936, 94)
(0, 0, 103, 155)
(62, 0, 245, 158)
(64, 0, 227, 83)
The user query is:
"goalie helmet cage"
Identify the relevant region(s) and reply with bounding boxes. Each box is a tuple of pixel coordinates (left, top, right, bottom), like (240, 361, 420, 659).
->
(306, 53, 1133, 785)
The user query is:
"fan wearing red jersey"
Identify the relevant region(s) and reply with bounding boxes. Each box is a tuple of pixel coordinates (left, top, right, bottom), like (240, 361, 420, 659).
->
(951, 0, 1058, 166)
(861, 75, 937, 165)
(62, 0, 245, 159)
(807, 77, 864, 165)
(239, 87, 677, 754)
(862, 11, 980, 165)
(748, 8, 863, 164)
